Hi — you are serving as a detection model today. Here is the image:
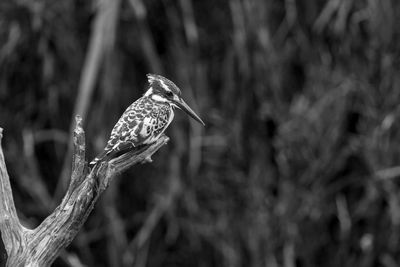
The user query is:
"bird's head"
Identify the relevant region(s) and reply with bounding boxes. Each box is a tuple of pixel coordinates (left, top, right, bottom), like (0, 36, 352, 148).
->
(145, 74, 205, 125)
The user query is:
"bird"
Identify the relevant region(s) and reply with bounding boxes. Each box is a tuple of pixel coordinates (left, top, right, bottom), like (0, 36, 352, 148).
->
(89, 73, 205, 166)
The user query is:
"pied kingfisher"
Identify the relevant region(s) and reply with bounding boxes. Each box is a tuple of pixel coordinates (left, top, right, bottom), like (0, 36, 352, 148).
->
(90, 74, 204, 166)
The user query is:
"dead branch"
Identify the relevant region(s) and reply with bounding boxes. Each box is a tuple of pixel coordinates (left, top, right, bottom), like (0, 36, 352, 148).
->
(57, 0, 121, 198)
(0, 116, 169, 267)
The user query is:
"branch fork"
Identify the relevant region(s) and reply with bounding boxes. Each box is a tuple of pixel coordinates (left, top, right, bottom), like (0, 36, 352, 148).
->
(0, 116, 169, 267)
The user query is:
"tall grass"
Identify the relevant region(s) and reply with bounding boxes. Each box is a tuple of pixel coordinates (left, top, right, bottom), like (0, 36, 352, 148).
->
(1, 0, 400, 266)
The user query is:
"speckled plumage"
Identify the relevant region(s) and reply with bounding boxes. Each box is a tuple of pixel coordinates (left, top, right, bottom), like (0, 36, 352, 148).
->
(90, 73, 204, 166)
(90, 84, 174, 165)
(107, 96, 173, 149)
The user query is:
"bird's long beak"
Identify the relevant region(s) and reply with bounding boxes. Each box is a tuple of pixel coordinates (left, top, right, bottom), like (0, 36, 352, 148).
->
(173, 97, 205, 126)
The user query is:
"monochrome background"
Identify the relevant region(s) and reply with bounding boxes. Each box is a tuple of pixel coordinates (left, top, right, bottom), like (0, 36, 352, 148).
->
(1, 0, 400, 266)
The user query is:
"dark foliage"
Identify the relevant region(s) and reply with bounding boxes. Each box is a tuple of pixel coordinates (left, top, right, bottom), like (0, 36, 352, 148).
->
(1, 0, 400, 266)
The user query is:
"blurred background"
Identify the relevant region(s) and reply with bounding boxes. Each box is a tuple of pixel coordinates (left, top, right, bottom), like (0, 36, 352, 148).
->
(1, 0, 400, 266)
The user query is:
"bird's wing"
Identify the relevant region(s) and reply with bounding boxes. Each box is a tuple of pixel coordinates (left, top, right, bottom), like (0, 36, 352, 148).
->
(104, 110, 157, 154)
(90, 114, 148, 166)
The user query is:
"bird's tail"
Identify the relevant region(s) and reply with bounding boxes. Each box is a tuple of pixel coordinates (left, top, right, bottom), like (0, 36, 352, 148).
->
(89, 143, 137, 167)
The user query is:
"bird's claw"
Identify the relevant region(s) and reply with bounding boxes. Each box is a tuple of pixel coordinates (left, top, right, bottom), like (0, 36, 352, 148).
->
(142, 156, 153, 164)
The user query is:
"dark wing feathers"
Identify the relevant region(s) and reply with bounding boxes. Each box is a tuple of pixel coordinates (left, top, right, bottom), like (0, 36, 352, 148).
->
(90, 97, 170, 166)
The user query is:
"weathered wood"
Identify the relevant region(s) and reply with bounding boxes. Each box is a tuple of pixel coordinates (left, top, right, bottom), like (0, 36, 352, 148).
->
(0, 116, 169, 266)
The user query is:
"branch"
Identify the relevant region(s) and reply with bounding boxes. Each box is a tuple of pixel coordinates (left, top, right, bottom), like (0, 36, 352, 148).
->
(0, 128, 26, 259)
(56, 0, 121, 198)
(0, 116, 169, 266)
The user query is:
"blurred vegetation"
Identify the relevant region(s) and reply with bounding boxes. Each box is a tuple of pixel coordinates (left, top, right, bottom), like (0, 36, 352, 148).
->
(1, 0, 400, 266)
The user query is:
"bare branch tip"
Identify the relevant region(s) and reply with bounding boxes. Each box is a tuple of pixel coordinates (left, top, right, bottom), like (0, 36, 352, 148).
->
(74, 115, 84, 134)
(75, 115, 82, 126)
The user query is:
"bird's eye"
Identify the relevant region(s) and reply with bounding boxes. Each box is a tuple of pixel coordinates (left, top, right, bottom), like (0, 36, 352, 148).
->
(166, 91, 173, 97)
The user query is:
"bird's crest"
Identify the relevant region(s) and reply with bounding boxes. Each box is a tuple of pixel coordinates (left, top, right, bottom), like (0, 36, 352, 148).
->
(146, 74, 181, 96)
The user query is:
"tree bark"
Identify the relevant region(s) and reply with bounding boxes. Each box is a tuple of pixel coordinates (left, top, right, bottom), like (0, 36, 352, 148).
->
(0, 116, 169, 267)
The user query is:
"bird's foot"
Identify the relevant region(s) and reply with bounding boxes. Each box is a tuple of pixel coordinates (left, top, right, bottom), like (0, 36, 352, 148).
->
(142, 156, 153, 164)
